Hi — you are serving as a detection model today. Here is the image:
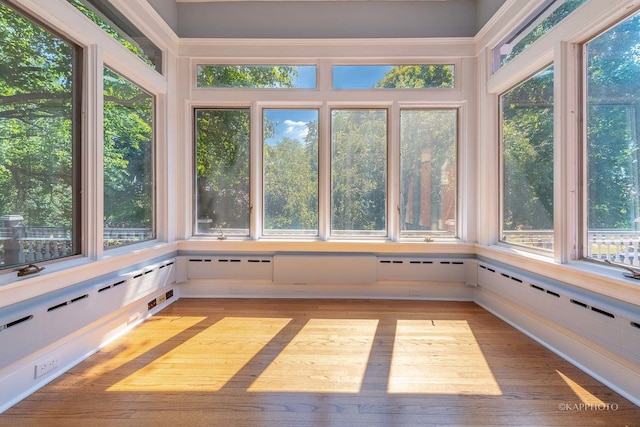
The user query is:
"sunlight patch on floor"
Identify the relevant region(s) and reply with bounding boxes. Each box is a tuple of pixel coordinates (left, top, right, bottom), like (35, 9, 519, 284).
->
(248, 318, 379, 393)
(556, 370, 605, 405)
(388, 319, 502, 395)
(84, 316, 206, 377)
(107, 316, 291, 392)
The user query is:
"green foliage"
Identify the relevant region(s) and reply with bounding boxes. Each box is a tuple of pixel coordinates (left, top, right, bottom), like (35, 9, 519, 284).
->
(400, 110, 457, 233)
(103, 68, 154, 229)
(501, 66, 554, 232)
(66, 0, 157, 70)
(0, 2, 75, 227)
(376, 65, 454, 89)
(586, 13, 640, 230)
(197, 65, 297, 88)
(331, 110, 387, 232)
(195, 109, 251, 231)
(264, 136, 318, 231)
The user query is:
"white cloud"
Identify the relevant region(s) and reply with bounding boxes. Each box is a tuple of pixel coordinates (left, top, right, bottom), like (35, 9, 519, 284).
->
(284, 120, 309, 140)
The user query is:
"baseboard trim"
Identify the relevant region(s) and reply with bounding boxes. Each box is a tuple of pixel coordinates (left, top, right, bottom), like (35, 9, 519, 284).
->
(475, 286, 640, 407)
(0, 285, 177, 414)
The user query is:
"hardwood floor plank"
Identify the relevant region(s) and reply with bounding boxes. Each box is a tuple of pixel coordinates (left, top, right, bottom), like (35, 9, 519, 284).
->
(1, 299, 638, 427)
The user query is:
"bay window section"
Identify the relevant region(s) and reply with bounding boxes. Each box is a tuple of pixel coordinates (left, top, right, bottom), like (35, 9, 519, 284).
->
(585, 11, 640, 266)
(195, 109, 250, 237)
(0, 2, 81, 270)
(103, 68, 154, 249)
(263, 109, 319, 236)
(500, 66, 554, 252)
(331, 109, 387, 237)
(400, 110, 457, 239)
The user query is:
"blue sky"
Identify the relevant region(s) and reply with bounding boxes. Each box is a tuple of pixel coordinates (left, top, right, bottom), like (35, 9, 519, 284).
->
(264, 109, 318, 146)
(332, 65, 394, 89)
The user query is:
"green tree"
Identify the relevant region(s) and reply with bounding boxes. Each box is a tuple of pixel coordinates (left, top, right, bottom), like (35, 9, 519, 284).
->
(103, 68, 153, 229)
(331, 110, 387, 233)
(0, 2, 75, 228)
(264, 136, 318, 231)
(586, 13, 640, 230)
(501, 67, 554, 231)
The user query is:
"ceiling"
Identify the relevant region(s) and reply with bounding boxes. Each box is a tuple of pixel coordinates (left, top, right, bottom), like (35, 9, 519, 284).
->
(146, 0, 507, 39)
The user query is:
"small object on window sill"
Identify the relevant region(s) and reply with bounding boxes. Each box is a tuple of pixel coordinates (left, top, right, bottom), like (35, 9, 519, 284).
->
(424, 236, 433, 243)
(217, 226, 227, 240)
(604, 259, 640, 280)
(17, 264, 45, 277)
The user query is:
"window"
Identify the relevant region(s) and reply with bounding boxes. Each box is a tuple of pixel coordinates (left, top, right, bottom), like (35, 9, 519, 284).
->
(103, 68, 154, 249)
(195, 108, 251, 237)
(263, 109, 319, 236)
(333, 65, 454, 89)
(493, 0, 586, 72)
(67, 0, 162, 73)
(585, 11, 640, 266)
(500, 66, 554, 252)
(400, 109, 457, 239)
(331, 109, 387, 237)
(0, 1, 81, 271)
(197, 65, 316, 89)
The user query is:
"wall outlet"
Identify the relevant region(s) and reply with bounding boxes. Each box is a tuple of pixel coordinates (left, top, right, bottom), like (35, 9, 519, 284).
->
(157, 294, 166, 304)
(35, 358, 58, 379)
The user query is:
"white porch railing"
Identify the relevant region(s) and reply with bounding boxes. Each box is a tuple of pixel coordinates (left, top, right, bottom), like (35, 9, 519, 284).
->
(503, 229, 640, 266)
(0, 227, 153, 267)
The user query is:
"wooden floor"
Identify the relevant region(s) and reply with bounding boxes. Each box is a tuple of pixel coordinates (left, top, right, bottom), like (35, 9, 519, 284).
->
(1, 299, 639, 426)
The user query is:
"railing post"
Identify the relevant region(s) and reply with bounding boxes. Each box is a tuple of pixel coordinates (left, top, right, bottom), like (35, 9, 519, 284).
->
(0, 215, 24, 266)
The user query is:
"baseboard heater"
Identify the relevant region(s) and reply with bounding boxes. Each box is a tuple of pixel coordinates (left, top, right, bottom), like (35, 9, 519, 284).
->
(273, 254, 377, 284)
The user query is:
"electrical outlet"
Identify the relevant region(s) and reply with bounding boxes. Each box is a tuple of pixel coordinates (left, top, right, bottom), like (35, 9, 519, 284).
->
(35, 358, 58, 379)
(166, 289, 174, 300)
(147, 298, 157, 310)
(157, 294, 166, 304)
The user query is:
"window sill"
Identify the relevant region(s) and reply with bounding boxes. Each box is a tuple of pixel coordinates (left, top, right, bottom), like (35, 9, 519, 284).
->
(476, 244, 640, 306)
(0, 241, 177, 309)
(179, 238, 475, 255)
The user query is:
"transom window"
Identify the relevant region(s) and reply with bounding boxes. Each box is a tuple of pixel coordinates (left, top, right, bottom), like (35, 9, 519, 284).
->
(333, 65, 455, 89)
(493, 0, 586, 72)
(197, 65, 316, 89)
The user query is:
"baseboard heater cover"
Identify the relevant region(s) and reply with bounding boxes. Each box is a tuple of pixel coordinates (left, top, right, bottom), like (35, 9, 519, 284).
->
(273, 254, 377, 284)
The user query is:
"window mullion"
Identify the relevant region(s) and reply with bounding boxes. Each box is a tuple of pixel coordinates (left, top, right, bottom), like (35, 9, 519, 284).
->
(318, 102, 331, 240)
(85, 44, 104, 260)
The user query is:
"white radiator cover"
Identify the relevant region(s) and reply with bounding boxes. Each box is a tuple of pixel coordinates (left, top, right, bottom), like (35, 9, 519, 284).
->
(273, 254, 377, 284)
(476, 261, 640, 366)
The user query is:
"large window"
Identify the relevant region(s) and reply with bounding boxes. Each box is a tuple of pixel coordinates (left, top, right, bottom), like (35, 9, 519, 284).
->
(192, 63, 459, 241)
(0, 2, 81, 271)
(263, 109, 319, 236)
(585, 11, 640, 266)
(500, 66, 554, 252)
(331, 109, 387, 237)
(103, 68, 155, 249)
(400, 109, 457, 239)
(195, 108, 251, 237)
